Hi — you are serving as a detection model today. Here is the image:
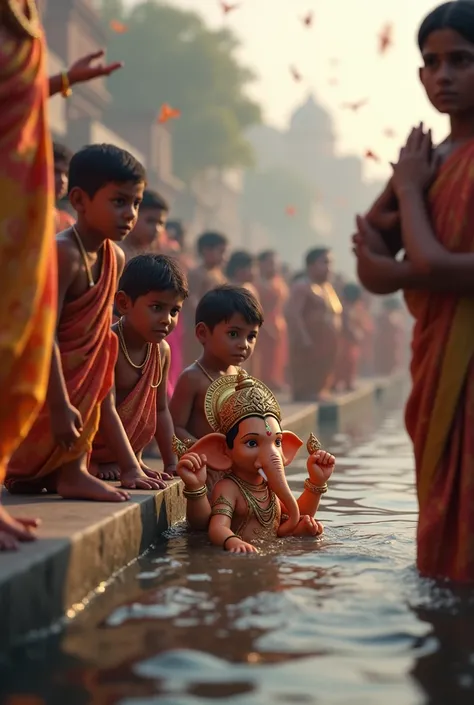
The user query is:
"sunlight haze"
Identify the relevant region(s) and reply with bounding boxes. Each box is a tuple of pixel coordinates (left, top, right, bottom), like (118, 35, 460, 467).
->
(125, 0, 448, 181)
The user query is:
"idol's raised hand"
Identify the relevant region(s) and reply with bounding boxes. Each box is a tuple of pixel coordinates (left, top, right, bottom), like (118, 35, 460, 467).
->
(176, 452, 207, 490)
(306, 449, 336, 486)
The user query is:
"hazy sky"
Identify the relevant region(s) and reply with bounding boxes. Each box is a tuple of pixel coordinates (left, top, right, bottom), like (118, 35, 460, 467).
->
(125, 0, 449, 180)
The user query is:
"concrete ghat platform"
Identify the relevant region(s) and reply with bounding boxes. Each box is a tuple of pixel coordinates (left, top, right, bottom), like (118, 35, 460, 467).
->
(318, 373, 406, 429)
(0, 398, 318, 648)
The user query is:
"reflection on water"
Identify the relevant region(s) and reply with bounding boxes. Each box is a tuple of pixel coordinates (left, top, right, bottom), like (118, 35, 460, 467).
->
(2, 408, 474, 704)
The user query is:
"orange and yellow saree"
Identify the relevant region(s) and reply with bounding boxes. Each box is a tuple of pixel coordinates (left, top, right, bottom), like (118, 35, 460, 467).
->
(405, 140, 474, 582)
(0, 25, 57, 484)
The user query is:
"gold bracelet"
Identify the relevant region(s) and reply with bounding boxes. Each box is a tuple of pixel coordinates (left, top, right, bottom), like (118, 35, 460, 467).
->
(61, 71, 72, 98)
(223, 534, 240, 550)
(304, 478, 328, 495)
(183, 485, 207, 500)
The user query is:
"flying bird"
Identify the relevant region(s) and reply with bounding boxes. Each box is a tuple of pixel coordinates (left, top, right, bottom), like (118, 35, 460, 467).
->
(364, 149, 380, 162)
(302, 11, 313, 27)
(220, 1, 239, 14)
(290, 65, 302, 82)
(342, 98, 369, 112)
(384, 128, 396, 138)
(158, 103, 181, 124)
(110, 19, 128, 33)
(378, 23, 394, 54)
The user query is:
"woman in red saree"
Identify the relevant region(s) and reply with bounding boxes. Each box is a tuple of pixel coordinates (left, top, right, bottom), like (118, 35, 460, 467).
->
(0, 2, 123, 549)
(353, 1, 474, 582)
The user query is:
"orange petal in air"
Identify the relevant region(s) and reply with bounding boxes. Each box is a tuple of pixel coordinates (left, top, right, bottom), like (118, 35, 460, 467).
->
(220, 1, 239, 14)
(110, 20, 128, 34)
(364, 149, 380, 162)
(378, 23, 394, 54)
(158, 104, 181, 124)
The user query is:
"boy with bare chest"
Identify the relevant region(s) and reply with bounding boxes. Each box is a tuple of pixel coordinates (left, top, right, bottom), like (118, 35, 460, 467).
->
(91, 254, 188, 482)
(6, 144, 161, 500)
(170, 285, 264, 466)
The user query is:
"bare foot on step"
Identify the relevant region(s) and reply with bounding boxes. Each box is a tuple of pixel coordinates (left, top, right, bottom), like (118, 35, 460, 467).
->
(89, 462, 120, 481)
(121, 466, 164, 491)
(56, 457, 130, 502)
(0, 503, 40, 550)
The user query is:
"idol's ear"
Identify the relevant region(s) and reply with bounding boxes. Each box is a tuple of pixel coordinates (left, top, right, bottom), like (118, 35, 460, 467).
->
(191, 433, 232, 472)
(281, 430, 303, 466)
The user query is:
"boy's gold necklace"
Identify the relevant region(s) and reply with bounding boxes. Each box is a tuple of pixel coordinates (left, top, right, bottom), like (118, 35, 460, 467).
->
(195, 360, 216, 382)
(72, 226, 95, 288)
(118, 317, 152, 370)
(117, 318, 163, 388)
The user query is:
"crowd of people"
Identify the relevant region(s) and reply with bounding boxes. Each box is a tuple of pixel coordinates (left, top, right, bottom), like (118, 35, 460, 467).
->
(4, 0, 474, 582)
(57, 147, 406, 401)
(0, 0, 406, 552)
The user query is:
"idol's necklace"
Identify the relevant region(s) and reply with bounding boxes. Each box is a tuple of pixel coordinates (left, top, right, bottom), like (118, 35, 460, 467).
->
(228, 474, 277, 529)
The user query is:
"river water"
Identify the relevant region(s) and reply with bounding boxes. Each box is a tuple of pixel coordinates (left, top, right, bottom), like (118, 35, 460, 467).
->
(2, 399, 474, 705)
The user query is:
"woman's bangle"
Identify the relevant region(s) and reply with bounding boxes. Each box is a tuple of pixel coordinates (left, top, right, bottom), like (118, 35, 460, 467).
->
(183, 485, 207, 500)
(60, 70, 72, 98)
(304, 478, 328, 494)
(223, 534, 240, 550)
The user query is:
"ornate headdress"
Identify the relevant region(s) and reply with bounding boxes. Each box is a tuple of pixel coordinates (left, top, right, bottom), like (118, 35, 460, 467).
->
(205, 369, 282, 435)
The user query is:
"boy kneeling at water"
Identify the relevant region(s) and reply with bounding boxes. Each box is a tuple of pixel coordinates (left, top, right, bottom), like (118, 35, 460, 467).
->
(92, 254, 188, 484)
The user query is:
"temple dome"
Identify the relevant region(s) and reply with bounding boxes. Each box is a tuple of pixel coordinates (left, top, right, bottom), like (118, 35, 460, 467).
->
(289, 93, 334, 139)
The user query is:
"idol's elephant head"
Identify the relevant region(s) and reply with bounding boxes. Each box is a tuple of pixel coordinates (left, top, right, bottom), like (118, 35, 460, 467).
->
(192, 415, 303, 536)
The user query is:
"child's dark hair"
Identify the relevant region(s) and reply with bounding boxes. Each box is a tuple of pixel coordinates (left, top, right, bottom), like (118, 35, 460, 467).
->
(195, 285, 264, 329)
(141, 189, 169, 212)
(197, 231, 228, 255)
(418, 2, 474, 50)
(166, 219, 185, 247)
(53, 142, 73, 166)
(119, 254, 188, 302)
(343, 282, 362, 303)
(258, 249, 275, 263)
(226, 250, 254, 279)
(68, 144, 146, 198)
(306, 247, 329, 267)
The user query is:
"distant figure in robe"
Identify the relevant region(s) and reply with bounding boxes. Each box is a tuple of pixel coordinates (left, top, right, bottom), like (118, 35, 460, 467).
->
(287, 248, 342, 401)
(183, 231, 228, 367)
(255, 250, 289, 391)
(334, 283, 364, 392)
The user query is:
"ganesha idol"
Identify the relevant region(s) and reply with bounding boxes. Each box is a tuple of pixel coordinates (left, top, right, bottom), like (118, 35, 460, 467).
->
(175, 370, 335, 553)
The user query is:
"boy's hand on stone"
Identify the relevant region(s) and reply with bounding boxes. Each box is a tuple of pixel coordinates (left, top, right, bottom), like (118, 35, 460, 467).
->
(51, 402, 83, 451)
(307, 450, 336, 485)
(120, 466, 164, 491)
(138, 460, 167, 488)
(164, 464, 178, 478)
(177, 452, 207, 490)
